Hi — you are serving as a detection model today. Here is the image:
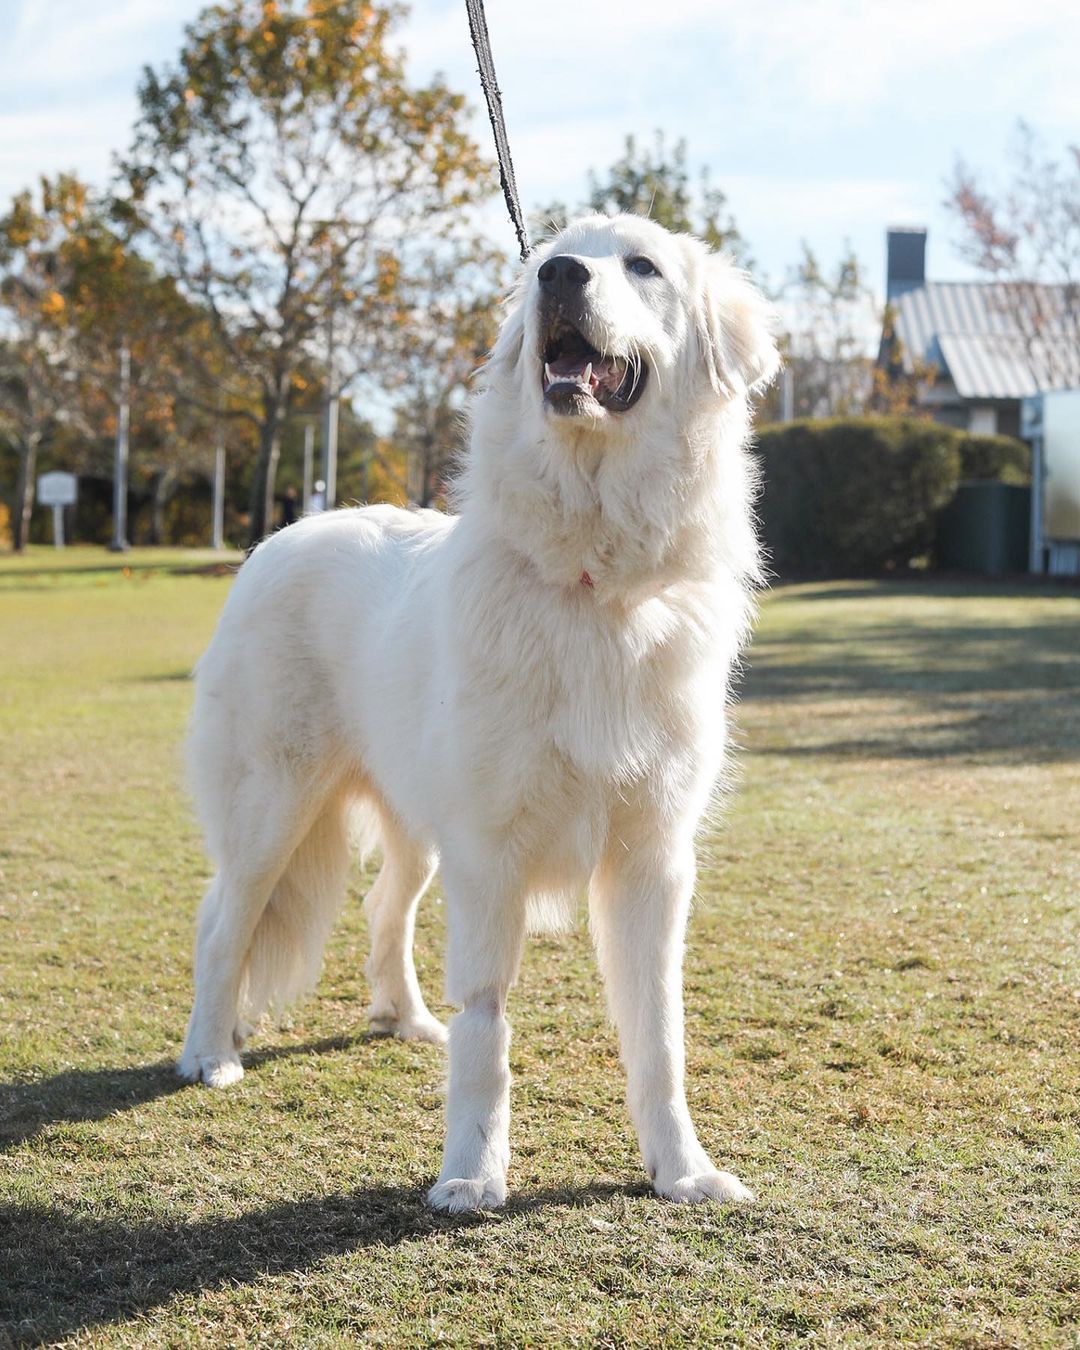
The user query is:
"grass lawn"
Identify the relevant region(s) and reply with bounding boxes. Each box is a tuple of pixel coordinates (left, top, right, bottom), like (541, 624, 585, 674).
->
(1, 546, 1078, 1347)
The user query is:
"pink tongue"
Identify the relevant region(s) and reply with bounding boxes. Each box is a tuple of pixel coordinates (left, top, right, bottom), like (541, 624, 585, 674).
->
(549, 354, 592, 378)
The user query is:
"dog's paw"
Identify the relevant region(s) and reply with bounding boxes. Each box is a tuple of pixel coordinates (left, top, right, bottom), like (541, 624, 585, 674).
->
(177, 1049, 244, 1088)
(396, 1011, 448, 1045)
(368, 1006, 448, 1045)
(427, 1176, 507, 1213)
(655, 1169, 755, 1205)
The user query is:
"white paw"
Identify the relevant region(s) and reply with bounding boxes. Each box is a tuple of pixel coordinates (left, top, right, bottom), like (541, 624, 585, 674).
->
(427, 1175, 507, 1213)
(177, 1049, 245, 1088)
(368, 1006, 448, 1045)
(656, 1169, 755, 1205)
(397, 1011, 449, 1044)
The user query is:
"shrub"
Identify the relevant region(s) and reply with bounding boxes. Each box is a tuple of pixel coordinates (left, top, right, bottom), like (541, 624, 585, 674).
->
(956, 433, 1030, 485)
(755, 417, 962, 575)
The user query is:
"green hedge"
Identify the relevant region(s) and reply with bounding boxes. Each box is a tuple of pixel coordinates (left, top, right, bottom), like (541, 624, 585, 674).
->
(755, 417, 960, 574)
(755, 418, 1008, 576)
(956, 433, 1031, 485)
(754, 418, 1031, 575)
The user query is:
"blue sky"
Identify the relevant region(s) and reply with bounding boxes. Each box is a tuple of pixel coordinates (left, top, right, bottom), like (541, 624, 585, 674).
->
(2, 0, 1078, 302)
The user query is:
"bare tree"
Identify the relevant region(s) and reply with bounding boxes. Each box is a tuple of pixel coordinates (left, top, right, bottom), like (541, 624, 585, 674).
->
(378, 239, 507, 507)
(773, 243, 878, 419)
(946, 122, 1080, 388)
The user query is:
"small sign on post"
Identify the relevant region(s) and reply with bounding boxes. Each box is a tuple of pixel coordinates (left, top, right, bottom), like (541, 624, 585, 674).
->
(37, 472, 78, 549)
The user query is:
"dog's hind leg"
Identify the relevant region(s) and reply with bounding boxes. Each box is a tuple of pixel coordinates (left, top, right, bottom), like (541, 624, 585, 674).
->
(179, 867, 279, 1089)
(364, 806, 444, 1044)
(178, 772, 337, 1088)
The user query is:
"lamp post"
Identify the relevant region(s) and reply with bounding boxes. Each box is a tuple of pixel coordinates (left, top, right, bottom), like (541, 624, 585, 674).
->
(211, 420, 226, 550)
(302, 421, 315, 513)
(321, 293, 339, 511)
(108, 343, 131, 551)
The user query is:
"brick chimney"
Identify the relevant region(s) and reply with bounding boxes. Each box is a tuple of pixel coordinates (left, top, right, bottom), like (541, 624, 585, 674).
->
(886, 227, 927, 302)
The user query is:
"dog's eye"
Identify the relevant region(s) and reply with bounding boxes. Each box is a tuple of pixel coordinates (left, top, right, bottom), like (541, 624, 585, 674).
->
(626, 256, 660, 278)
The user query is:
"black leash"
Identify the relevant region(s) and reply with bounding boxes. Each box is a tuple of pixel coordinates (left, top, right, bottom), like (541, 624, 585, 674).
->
(465, 0, 531, 262)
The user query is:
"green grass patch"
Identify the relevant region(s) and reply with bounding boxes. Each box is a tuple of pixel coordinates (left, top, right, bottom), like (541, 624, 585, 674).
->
(1, 555, 1078, 1346)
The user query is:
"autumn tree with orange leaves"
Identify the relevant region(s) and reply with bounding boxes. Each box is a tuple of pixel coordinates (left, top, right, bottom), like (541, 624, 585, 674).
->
(0, 177, 89, 550)
(0, 174, 224, 549)
(120, 0, 494, 544)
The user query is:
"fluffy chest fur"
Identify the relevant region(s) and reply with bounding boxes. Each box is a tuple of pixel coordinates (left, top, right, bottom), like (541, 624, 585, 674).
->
(418, 518, 745, 905)
(449, 542, 708, 783)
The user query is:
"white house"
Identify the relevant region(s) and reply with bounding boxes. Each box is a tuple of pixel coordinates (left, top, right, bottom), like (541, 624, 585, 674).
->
(878, 227, 1080, 438)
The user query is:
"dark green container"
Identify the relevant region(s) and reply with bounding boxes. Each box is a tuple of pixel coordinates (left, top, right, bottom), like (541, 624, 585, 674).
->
(936, 482, 1031, 575)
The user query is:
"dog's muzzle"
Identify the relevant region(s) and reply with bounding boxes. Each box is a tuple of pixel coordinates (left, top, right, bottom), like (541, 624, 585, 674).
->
(537, 255, 648, 416)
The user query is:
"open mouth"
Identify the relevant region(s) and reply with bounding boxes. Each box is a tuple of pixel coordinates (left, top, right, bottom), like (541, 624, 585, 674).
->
(540, 320, 648, 414)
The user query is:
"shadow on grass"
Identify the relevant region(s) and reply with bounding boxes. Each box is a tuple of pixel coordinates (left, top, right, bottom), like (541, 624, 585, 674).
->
(0, 1180, 646, 1343)
(0, 559, 238, 590)
(777, 578, 1080, 603)
(743, 606, 1080, 761)
(0, 1036, 371, 1151)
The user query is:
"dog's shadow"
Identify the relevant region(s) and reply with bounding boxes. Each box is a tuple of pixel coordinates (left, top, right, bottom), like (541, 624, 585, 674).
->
(0, 1035, 368, 1151)
(2, 1176, 641, 1342)
(1, 1048, 648, 1340)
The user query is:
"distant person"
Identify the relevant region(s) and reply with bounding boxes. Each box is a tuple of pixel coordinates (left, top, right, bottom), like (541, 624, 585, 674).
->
(279, 486, 298, 529)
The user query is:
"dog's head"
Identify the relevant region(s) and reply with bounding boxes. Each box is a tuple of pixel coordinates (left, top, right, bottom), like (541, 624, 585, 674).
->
(486, 214, 780, 431)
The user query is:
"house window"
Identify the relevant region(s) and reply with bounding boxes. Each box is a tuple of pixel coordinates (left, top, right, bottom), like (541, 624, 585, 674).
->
(968, 406, 998, 435)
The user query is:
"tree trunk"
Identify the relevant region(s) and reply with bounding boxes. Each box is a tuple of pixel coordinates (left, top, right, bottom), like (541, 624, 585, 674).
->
(247, 387, 288, 547)
(11, 435, 39, 552)
(150, 469, 177, 546)
(422, 435, 442, 508)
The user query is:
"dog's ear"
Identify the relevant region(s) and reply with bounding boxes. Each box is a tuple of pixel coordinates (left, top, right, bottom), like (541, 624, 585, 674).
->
(696, 254, 781, 398)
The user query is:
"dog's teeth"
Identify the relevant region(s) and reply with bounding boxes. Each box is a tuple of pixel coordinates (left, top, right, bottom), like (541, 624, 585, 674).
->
(582, 362, 593, 386)
(544, 362, 553, 384)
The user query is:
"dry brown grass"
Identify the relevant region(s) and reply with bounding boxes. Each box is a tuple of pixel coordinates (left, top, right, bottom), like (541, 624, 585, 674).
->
(1, 555, 1078, 1346)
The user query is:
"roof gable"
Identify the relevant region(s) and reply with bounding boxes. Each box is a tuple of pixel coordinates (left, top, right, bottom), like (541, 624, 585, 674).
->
(892, 281, 1080, 399)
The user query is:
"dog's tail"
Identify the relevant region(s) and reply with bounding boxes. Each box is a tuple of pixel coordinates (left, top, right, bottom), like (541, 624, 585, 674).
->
(241, 797, 377, 1022)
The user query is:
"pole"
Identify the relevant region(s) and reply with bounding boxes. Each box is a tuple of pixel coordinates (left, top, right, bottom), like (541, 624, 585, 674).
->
(780, 366, 795, 422)
(302, 422, 314, 513)
(109, 343, 131, 551)
(321, 303, 339, 511)
(1029, 428, 1044, 574)
(52, 504, 65, 548)
(211, 424, 226, 550)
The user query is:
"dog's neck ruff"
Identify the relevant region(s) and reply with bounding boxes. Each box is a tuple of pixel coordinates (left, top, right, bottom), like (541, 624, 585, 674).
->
(461, 393, 760, 607)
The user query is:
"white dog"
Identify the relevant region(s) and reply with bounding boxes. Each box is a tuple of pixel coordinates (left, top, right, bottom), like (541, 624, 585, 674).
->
(178, 213, 779, 1213)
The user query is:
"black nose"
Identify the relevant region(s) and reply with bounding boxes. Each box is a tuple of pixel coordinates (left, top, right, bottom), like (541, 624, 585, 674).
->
(538, 255, 592, 293)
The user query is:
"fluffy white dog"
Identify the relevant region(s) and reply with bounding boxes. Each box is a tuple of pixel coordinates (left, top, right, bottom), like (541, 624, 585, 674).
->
(179, 213, 779, 1213)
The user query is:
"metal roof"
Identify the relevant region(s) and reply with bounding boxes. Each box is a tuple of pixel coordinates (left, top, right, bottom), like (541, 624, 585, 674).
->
(935, 334, 1041, 399)
(893, 281, 1080, 400)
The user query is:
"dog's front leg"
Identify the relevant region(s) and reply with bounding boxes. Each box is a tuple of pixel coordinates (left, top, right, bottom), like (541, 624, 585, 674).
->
(427, 862, 525, 1213)
(590, 839, 754, 1205)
